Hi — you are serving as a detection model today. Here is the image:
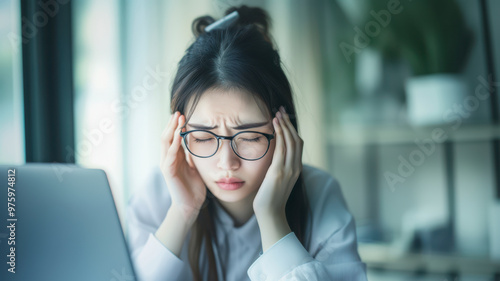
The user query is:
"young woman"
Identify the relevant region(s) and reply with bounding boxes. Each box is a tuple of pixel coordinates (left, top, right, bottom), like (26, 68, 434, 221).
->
(126, 5, 367, 281)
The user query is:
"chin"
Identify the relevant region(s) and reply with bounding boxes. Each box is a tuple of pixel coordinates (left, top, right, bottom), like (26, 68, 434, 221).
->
(209, 184, 253, 203)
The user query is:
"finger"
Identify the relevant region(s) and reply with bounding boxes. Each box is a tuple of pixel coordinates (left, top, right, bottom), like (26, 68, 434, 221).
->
(166, 114, 185, 162)
(280, 107, 301, 146)
(166, 112, 181, 146)
(160, 112, 175, 161)
(161, 112, 176, 145)
(161, 112, 174, 137)
(279, 107, 303, 170)
(277, 110, 295, 169)
(271, 114, 285, 168)
(161, 111, 180, 160)
(295, 135, 304, 171)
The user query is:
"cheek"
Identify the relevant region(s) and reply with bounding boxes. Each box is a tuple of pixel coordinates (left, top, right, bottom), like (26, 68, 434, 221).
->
(267, 140, 276, 157)
(250, 141, 275, 180)
(191, 160, 213, 190)
(191, 158, 209, 175)
(262, 139, 275, 165)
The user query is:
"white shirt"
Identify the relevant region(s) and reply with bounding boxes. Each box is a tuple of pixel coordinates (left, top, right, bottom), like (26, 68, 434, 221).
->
(126, 164, 368, 281)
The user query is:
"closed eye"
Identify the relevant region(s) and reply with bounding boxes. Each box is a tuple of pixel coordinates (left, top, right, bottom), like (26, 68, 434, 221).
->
(194, 138, 215, 143)
(242, 137, 262, 142)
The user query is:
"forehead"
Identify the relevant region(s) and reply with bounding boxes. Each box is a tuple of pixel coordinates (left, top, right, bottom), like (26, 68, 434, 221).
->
(187, 88, 269, 121)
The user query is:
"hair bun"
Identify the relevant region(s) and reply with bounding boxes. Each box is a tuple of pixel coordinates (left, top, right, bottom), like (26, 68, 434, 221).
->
(192, 15, 216, 38)
(191, 5, 273, 45)
(225, 5, 272, 42)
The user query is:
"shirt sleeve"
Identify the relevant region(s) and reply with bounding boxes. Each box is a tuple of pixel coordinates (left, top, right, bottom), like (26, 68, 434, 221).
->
(126, 166, 190, 281)
(247, 169, 368, 281)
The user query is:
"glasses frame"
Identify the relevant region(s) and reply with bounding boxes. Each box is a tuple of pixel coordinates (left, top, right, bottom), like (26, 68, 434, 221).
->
(180, 129, 275, 161)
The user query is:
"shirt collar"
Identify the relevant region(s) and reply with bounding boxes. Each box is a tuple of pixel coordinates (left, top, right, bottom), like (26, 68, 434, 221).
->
(211, 198, 260, 247)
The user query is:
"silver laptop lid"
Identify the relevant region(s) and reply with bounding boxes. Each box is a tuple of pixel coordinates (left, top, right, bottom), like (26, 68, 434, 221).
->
(0, 163, 136, 281)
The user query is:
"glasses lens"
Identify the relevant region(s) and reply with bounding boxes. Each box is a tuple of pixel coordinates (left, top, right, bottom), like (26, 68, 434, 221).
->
(233, 132, 269, 160)
(185, 131, 218, 157)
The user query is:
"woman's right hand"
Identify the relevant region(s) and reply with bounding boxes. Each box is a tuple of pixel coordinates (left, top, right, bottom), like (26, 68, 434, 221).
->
(160, 111, 206, 223)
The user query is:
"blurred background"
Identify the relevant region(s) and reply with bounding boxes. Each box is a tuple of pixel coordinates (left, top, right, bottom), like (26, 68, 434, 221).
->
(1, 0, 500, 280)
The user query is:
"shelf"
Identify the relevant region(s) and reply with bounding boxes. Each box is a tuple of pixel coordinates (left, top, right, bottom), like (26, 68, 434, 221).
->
(327, 124, 500, 146)
(358, 242, 500, 274)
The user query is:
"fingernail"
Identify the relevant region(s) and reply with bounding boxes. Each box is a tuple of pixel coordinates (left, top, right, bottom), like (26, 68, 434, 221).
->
(277, 111, 282, 118)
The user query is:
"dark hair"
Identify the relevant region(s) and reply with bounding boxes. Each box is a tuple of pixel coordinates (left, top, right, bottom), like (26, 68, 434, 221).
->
(170, 5, 311, 281)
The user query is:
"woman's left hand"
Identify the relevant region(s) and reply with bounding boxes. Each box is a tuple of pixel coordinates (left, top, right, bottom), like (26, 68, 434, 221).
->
(252, 106, 304, 219)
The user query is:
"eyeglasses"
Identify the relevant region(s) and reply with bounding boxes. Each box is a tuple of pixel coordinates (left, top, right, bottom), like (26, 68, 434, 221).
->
(180, 130, 275, 161)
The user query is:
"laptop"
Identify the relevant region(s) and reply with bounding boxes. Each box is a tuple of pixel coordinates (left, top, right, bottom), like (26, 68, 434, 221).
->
(0, 163, 136, 281)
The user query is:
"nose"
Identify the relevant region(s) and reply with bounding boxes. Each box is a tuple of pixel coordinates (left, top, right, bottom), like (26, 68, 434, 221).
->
(216, 139, 241, 170)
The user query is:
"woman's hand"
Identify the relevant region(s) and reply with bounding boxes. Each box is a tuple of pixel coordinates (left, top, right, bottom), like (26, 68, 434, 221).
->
(252, 106, 304, 219)
(160, 111, 206, 223)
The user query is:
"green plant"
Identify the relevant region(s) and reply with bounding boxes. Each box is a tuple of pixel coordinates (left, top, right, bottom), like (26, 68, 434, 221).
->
(368, 0, 474, 76)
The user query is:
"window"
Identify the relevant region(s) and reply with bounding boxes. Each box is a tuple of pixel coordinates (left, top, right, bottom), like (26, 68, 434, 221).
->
(0, 0, 25, 165)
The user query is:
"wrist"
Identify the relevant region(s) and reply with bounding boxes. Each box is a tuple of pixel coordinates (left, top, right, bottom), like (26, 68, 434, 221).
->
(154, 205, 198, 258)
(168, 203, 200, 226)
(256, 211, 292, 253)
(255, 207, 286, 222)
(256, 211, 287, 227)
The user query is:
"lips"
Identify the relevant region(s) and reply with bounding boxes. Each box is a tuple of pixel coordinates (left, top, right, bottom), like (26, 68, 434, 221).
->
(216, 177, 244, 184)
(216, 177, 245, 191)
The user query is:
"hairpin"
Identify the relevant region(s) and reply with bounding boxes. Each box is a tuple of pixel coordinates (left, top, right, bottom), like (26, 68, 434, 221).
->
(205, 11, 240, 32)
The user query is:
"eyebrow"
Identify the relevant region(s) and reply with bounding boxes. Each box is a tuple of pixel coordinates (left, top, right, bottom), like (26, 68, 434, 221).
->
(187, 121, 269, 130)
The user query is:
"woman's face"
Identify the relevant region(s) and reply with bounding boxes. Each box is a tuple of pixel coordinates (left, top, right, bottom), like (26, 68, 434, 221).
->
(183, 88, 275, 205)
